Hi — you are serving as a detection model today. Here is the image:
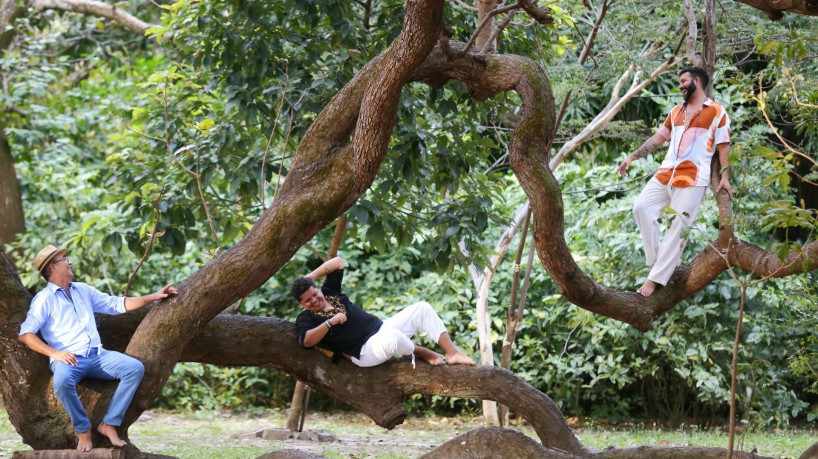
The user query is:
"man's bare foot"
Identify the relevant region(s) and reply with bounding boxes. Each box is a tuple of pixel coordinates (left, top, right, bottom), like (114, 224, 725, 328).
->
(446, 351, 476, 366)
(77, 430, 93, 452)
(637, 279, 659, 297)
(414, 346, 446, 365)
(97, 421, 127, 447)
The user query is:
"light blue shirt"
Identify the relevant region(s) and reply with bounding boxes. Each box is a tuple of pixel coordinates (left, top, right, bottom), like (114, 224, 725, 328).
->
(19, 282, 126, 361)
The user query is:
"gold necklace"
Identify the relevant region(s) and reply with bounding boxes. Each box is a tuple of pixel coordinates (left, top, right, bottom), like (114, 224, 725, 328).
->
(313, 295, 346, 318)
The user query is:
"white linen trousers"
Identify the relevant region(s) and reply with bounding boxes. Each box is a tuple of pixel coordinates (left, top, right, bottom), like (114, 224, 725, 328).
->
(633, 178, 707, 286)
(351, 301, 447, 368)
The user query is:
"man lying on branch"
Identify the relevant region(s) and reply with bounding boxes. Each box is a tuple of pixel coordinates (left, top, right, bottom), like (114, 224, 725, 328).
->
(292, 256, 476, 367)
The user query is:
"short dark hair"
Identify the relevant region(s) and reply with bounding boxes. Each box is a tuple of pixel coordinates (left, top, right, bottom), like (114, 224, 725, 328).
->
(678, 66, 710, 89)
(291, 277, 316, 302)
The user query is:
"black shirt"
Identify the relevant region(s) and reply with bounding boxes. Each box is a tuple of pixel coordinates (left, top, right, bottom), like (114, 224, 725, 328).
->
(295, 269, 382, 362)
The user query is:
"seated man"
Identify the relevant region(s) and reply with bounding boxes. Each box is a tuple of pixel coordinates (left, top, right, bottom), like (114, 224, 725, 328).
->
(292, 256, 475, 367)
(18, 244, 178, 452)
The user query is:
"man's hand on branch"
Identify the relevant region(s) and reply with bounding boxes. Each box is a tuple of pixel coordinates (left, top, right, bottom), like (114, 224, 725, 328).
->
(716, 177, 733, 199)
(154, 283, 179, 301)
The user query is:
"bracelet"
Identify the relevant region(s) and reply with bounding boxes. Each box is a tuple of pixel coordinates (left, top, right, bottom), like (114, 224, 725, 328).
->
(324, 320, 332, 330)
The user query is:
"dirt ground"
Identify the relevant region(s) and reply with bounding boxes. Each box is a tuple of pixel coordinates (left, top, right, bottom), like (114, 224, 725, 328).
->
(129, 410, 487, 458)
(2, 410, 814, 458)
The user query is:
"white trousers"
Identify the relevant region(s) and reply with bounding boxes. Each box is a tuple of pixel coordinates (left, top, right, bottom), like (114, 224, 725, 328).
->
(351, 301, 447, 368)
(633, 178, 707, 286)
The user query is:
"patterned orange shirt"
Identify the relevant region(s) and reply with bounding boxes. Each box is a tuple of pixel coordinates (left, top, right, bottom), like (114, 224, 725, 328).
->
(654, 98, 731, 187)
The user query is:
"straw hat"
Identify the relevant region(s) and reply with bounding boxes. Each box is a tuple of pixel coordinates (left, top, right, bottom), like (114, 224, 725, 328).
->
(33, 245, 67, 275)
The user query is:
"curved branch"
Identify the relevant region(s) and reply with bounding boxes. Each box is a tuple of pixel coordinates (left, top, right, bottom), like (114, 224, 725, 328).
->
(29, 0, 157, 35)
(120, 0, 445, 433)
(412, 41, 818, 332)
(97, 312, 590, 456)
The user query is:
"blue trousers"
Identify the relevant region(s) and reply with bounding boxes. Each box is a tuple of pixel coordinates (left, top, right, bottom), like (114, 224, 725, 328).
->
(50, 349, 144, 432)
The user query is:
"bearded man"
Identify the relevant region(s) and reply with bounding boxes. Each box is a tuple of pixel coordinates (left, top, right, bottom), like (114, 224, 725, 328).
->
(616, 66, 732, 297)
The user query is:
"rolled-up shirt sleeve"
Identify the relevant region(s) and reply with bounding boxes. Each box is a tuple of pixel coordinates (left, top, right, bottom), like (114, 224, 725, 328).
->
(19, 299, 46, 336)
(714, 111, 731, 145)
(295, 314, 315, 348)
(656, 112, 673, 142)
(85, 284, 126, 314)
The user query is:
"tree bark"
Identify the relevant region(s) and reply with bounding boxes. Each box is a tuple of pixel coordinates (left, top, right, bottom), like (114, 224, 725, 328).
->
(0, 0, 23, 50)
(800, 440, 818, 459)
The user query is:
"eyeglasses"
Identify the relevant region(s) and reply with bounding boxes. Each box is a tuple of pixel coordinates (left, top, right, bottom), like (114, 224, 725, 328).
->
(52, 256, 70, 264)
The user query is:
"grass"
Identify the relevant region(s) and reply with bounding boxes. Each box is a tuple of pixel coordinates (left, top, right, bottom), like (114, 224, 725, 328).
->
(0, 409, 814, 458)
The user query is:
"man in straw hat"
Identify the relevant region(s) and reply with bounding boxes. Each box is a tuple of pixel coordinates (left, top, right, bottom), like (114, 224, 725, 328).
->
(18, 244, 178, 452)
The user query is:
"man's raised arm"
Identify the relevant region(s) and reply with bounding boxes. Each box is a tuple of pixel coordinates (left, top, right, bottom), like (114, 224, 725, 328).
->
(124, 283, 178, 311)
(306, 257, 344, 281)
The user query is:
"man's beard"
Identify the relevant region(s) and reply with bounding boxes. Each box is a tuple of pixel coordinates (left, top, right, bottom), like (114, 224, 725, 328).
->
(683, 81, 697, 103)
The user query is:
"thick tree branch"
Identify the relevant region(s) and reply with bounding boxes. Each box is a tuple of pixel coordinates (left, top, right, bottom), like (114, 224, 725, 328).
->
(29, 0, 157, 35)
(96, 311, 591, 456)
(735, 0, 818, 20)
(411, 41, 818, 332)
(121, 0, 445, 434)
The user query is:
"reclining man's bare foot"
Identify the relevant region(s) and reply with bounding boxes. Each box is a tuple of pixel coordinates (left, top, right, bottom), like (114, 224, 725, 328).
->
(637, 279, 659, 298)
(446, 351, 476, 366)
(98, 421, 127, 447)
(77, 430, 93, 452)
(414, 346, 446, 365)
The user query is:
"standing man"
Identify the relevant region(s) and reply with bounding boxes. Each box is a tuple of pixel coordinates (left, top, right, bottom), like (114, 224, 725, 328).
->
(616, 67, 732, 297)
(19, 244, 178, 452)
(292, 256, 475, 367)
